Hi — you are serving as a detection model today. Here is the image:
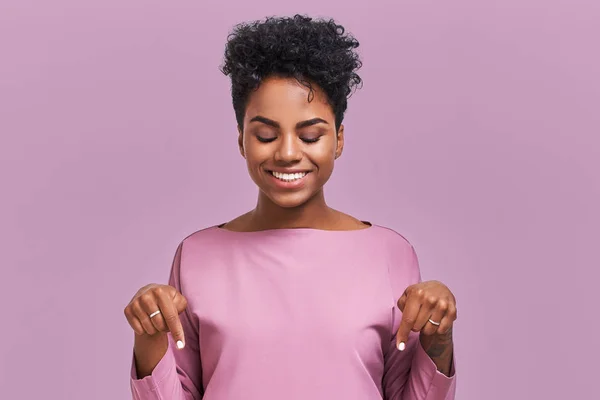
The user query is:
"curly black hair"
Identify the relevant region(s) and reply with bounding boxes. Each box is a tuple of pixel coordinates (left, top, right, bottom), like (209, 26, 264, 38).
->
(220, 14, 363, 132)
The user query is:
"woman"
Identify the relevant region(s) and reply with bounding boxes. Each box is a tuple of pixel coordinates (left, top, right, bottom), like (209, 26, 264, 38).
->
(125, 15, 457, 400)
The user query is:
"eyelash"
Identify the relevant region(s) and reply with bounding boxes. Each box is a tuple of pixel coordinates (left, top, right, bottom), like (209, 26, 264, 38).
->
(256, 136, 321, 144)
(302, 137, 320, 143)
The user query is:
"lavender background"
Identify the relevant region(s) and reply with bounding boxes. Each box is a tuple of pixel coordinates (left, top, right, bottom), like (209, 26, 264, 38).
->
(1, 0, 598, 399)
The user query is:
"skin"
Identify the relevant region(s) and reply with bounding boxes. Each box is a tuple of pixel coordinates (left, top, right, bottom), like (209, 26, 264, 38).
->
(226, 76, 365, 232)
(395, 280, 457, 376)
(124, 76, 457, 380)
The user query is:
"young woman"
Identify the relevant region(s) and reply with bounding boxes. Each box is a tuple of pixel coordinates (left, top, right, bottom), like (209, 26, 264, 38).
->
(125, 15, 457, 400)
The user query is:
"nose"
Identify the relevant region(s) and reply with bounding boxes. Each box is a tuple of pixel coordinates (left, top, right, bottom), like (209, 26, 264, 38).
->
(274, 133, 302, 164)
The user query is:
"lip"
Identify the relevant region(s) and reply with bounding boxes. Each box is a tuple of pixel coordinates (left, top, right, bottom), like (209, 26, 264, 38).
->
(267, 169, 312, 174)
(265, 169, 311, 189)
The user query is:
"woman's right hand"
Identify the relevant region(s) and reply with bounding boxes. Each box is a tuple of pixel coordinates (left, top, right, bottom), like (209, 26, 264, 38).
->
(124, 284, 188, 349)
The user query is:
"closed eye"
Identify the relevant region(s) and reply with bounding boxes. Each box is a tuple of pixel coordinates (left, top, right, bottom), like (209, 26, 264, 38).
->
(256, 136, 276, 143)
(301, 137, 321, 143)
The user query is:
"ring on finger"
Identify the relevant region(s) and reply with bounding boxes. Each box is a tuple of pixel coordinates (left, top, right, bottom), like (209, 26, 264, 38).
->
(149, 310, 161, 318)
(427, 318, 441, 326)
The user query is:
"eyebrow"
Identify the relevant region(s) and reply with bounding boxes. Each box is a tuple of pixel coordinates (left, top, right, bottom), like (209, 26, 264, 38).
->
(249, 116, 329, 129)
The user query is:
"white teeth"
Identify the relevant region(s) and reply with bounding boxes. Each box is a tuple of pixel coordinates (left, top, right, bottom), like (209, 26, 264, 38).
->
(271, 171, 308, 182)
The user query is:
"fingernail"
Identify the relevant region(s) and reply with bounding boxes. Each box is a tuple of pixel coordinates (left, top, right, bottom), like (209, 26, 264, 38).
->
(176, 340, 185, 349)
(397, 341, 406, 351)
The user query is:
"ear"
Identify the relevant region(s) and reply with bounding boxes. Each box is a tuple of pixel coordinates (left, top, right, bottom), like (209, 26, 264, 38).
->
(238, 126, 245, 159)
(335, 124, 345, 160)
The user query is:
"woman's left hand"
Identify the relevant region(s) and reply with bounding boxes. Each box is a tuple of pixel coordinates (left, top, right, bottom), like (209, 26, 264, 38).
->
(395, 280, 457, 351)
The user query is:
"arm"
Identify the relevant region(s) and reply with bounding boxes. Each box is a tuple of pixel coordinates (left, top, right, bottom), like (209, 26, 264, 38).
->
(419, 329, 454, 377)
(382, 241, 456, 400)
(129, 242, 203, 399)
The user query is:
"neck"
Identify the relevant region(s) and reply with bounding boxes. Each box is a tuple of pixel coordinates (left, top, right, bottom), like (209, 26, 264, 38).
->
(250, 190, 334, 230)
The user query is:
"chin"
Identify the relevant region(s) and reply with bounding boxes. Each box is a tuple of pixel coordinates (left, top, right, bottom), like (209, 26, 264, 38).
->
(265, 190, 315, 209)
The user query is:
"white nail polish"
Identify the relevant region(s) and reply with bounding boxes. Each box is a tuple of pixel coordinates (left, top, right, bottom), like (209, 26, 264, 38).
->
(397, 341, 406, 351)
(177, 340, 184, 349)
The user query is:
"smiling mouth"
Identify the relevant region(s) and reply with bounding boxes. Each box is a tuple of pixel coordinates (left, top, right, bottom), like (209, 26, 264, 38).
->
(268, 170, 310, 182)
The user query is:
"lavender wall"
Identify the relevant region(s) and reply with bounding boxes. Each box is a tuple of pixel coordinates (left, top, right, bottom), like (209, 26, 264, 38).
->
(1, 0, 598, 398)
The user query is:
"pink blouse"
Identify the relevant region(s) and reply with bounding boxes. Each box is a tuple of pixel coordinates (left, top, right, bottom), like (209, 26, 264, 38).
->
(130, 224, 456, 399)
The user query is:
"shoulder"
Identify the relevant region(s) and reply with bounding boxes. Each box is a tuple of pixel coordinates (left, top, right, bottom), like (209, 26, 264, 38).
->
(172, 225, 231, 281)
(370, 225, 422, 290)
(368, 224, 415, 252)
(177, 225, 225, 253)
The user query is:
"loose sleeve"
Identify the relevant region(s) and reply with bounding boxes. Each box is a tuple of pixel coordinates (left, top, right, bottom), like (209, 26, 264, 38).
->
(129, 242, 203, 399)
(382, 240, 456, 400)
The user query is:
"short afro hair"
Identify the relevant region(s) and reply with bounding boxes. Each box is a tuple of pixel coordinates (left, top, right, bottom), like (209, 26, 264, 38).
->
(220, 14, 363, 132)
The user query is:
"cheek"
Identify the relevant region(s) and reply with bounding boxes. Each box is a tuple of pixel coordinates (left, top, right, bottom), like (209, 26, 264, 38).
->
(243, 141, 266, 163)
(243, 145, 271, 179)
(309, 141, 337, 167)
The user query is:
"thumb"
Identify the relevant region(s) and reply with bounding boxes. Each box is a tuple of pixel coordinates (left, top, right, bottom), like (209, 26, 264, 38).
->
(397, 293, 407, 313)
(173, 292, 188, 315)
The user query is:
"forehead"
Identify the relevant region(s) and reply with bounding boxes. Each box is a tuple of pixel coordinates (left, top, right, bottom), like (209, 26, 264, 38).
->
(244, 77, 333, 122)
